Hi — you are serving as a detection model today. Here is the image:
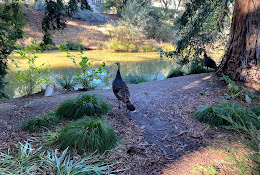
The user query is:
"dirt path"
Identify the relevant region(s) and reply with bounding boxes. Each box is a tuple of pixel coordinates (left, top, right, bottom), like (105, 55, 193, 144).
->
(0, 73, 236, 174)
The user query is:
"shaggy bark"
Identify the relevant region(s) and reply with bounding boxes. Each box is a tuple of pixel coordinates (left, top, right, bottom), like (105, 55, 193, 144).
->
(217, 0, 260, 84)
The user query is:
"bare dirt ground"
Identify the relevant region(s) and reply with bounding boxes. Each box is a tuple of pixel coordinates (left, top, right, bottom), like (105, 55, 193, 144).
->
(22, 8, 118, 49)
(1, 73, 258, 174)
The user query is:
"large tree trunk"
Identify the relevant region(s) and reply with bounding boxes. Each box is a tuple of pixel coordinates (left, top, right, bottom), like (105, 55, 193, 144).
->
(217, 0, 260, 86)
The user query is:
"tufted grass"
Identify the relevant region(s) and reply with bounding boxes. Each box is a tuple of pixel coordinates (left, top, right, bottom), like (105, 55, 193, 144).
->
(167, 68, 184, 78)
(250, 105, 260, 116)
(21, 112, 60, 132)
(56, 118, 118, 154)
(56, 93, 110, 120)
(194, 102, 260, 131)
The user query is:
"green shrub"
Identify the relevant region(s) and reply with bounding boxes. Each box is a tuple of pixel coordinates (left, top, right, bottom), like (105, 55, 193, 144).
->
(220, 75, 257, 103)
(124, 74, 150, 84)
(60, 48, 106, 90)
(251, 105, 260, 116)
(56, 72, 74, 90)
(188, 58, 212, 74)
(138, 45, 156, 52)
(15, 42, 52, 95)
(0, 141, 117, 174)
(21, 112, 59, 132)
(65, 40, 87, 50)
(195, 102, 260, 130)
(146, 7, 173, 42)
(167, 68, 184, 78)
(160, 43, 176, 52)
(56, 118, 118, 154)
(56, 93, 110, 120)
(106, 39, 135, 52)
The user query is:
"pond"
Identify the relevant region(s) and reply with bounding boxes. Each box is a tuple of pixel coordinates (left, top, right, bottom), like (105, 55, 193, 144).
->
(5, 50, 174, 98)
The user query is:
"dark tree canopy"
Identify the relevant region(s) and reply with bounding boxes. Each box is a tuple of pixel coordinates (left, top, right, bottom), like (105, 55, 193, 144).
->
(41, 0, 91, 46)
(177, 0, 259, 84)
(0, 1, 26, 98)
(176, 0, 232, 53)
(41, 0, 66, 46)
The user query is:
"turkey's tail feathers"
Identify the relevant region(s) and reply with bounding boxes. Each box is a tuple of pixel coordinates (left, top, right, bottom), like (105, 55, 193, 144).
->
(126, 102, 135, 111)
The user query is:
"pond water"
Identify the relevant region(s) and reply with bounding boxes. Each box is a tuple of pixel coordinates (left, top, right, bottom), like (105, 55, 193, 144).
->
(5, 50, 174, 98)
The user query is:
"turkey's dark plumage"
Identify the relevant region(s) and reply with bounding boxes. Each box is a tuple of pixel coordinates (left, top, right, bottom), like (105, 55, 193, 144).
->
(112, 62, 135, 111)
(203, 51, 217, 70)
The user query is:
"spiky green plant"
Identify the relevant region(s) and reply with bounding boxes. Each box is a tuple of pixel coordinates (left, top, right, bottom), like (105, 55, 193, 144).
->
(251, 106, 260, 116)
(56, 118, 118, 154)
(21, 112, 59, 132)
(124, 74, 149, 84)
(0, 142, 40, 174)
(167, 68, 184, 78)
(56, 93, 110, 120)
(195, 102, 260, 172)
(195, 102, 260, 130)
(41, 147, 118, 174)
(0, 141, 118, 174)
(56, 72, 74, 90)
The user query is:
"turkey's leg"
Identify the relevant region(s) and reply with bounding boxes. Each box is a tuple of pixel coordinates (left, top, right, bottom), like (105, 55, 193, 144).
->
(118, 100, 121, 109)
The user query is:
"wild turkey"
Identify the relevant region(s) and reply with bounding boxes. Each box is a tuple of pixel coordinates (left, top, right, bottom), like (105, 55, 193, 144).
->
(203, 50, 217, 70)
(112, 62, 135, 111)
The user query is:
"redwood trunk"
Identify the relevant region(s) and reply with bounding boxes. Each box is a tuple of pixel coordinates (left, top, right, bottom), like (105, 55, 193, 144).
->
(217, 0, 260, 85)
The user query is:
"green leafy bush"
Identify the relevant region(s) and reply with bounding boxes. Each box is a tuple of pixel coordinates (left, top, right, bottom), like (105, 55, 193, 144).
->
(56, 93, 110, 120)
(15, 42, 52, 95)
(195, 102, 260, 130)
(56, 118, 118, 154)
(138, 45, 156, 52)
(65, 40, 87, 50)
(73, 56, 106, 90)
(167, 68, 184, 78)
(188, 58, 211, 75)
(0, 141, 117, 174)
(124, 74, 150, 84)
(251, 106, 260, 116)
(146, 7, 173, 42)
(220, 75, 257, 103)
(60, 46, 106, 90)
(106, 39, 135, 52)
(21, 112, 59, 132)
(0, 1, 25, 99)
(56, 72, 74, 90)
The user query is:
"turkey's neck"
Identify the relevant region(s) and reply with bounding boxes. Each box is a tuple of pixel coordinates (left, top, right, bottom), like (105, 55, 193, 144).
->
(116, 68, 122, 79)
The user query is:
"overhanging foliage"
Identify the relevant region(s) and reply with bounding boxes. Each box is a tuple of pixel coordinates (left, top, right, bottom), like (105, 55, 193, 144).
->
(0, 1, 26, 98)
(176, 0, 232, 53)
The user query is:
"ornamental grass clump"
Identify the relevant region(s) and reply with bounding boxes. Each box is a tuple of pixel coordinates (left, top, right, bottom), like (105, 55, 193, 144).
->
(250, 105, 260, 116)
(0, 141, 117, 174)
(21, 112, 59, 132)
(56, 118, 118, 154)
(195, 102, 260, 131)
(56, 93, 110, 120)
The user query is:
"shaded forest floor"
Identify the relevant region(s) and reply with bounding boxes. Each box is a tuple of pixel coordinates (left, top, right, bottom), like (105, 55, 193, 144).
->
(1, 73, 259, 174)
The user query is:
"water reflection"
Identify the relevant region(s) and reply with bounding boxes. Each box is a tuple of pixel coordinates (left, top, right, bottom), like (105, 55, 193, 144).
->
(5, 52, 173, 98)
